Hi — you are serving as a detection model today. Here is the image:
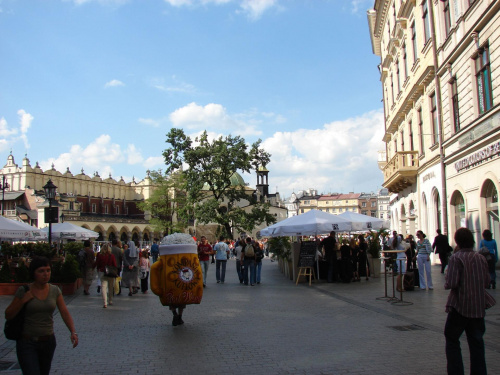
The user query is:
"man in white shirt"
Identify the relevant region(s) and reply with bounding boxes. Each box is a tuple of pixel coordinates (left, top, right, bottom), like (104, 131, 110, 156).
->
(214, 236, 230, 283)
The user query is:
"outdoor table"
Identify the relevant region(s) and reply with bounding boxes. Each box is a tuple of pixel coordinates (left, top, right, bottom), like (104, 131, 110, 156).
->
(383, 250, 413, 306)
(376, 256, 397, 301)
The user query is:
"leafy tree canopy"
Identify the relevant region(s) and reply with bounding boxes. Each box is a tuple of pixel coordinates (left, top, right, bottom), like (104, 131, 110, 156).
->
(162, 129, 276, 238)
(137, 170, 190, 235)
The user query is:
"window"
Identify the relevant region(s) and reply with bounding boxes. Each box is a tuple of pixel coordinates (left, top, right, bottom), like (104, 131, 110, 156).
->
(423, 0, 431, 43)
(443, 0, 451, 36)
(396, 59, 401, 94)
(362, 210, 368, 216)
(362, 202, 367, 207)
(105, 205, 109, 214)
(402, 43, 408, 81)
(390, 73, 395, 105)
(380, 213, 384, 219)
(371, 201, 376, 207)
(475, 46, 493, 114)
(91, 203, 96, 213)
(69, 202, 74, 210)
(409, 121, 415, 151)
(116, 206, 120, 215)
(417, 108, 425, 155)
(451, 77, 460, 132)
(411, 22, 418, 63)
(430, 93, 439, 144)
(400, 129, 405, 151)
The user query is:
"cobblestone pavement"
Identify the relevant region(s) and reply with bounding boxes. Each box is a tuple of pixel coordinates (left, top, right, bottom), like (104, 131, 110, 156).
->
(0, 258, 498, 375)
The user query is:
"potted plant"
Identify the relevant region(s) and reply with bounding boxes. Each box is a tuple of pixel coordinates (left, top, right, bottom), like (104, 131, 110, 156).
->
(267, 236, 292, 278)
(50, 254, 82, 295)
(367, 229, 386, 278)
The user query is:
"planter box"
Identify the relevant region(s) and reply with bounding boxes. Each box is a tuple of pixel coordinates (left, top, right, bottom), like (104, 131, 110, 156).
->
(0, 278, 82, 296)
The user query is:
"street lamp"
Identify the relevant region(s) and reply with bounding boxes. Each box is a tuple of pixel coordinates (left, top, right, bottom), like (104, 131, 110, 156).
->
(43, 179, 58, 246)
(0, 175, 10, 216)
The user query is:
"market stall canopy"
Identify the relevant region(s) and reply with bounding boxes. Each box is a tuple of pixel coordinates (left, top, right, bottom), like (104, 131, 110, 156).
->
(260, 209, 352, 237)
(41, 222, 99, 240)
(338, 211, 386, 231)
(0, 216, 47, 240)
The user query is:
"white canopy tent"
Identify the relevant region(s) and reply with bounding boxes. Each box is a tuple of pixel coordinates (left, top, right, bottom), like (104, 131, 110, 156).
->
(0, 216, 46, 240)
(260, 209, 352, 237)
(41, 222, 99, 240)
(338, 211, 387, 231)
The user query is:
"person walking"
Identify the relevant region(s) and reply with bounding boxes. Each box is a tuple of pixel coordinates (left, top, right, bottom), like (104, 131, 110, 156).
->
(415, 230, 433, 290)
(255, 241, 265, 284)
(433, 229, 451, 273)
(151, 239, 159, 263)
(320, 231, 338, 283)
(479, 229, 498, 289)
(214, 236, 230, 283)
(234, 239, 245, 283)
(197, 236, 213, 287)
(241, 237, 256, 286)
(95, 243, 117, 308)
(444, 227, 496, 375)
(139, 249, 151, 293)
(122, 241, 140, 296)
(82, 240, 95, 295)
(110, 239, 123, 295)
(357, 235, 369, 281)
(5, 256, 79, 375)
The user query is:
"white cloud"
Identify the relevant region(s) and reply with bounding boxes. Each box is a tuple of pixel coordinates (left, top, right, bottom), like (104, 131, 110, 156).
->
(150, 76, 197, 94)
(104, 79, 125, 88)
(0, 117, 18, 138)
(261, 109, 385, 197)
(138, 118, 162, 127)
(40, 134, 125, 176)
(169, 102, 264, 136)
(239, 0, 279, 20)
(350, 0, 372, 14)
(126, 144, 144, 165)
(143, 156, 165, 169)
(68, 0, 130, 6)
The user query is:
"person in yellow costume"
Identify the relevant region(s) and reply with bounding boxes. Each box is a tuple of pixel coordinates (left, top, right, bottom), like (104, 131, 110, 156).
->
(150, 233, 204, 326)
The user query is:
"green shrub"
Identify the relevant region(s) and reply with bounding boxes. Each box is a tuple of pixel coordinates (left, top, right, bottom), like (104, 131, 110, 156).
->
(0, 262, 14, 283)
(14, 261, 30, 283)
(62, 242, 84, 257)
(32, 243, 55, 258)
(51, 254, 81, 283)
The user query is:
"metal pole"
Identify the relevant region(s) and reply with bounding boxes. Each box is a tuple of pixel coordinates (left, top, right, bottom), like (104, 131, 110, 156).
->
(48, 199, 52, 246)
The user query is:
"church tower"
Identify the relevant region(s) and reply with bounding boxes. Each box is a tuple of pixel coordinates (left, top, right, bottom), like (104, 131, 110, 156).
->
(256, 165, 269, 199)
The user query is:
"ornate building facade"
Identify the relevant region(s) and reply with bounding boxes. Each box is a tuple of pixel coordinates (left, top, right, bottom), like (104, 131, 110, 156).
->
(369, 0, 500, 243)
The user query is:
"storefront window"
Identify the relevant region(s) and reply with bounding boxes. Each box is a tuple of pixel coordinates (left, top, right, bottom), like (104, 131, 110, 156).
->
(452, 192, 466, 229)
(482, 179, 499, 243)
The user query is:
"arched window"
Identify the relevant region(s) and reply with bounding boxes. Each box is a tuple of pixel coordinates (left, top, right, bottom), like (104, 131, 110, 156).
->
(434, 190, 441, 230)
(108, 232, 116, 241)
(421, 193, 428, 234)
(451, 191, 466, 230)
(481, 179, 499, 241)
(120, 232, 128, 242)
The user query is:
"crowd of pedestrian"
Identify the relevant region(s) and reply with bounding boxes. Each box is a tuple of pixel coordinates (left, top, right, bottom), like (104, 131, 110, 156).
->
(197, 236, 267, 287)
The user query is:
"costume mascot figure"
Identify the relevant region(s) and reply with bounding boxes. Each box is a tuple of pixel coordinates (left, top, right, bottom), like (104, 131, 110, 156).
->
(150, 233, 203, 326)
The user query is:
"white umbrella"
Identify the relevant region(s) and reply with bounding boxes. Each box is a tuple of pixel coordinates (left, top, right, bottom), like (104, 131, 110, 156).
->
(41, 222, 99, 240)
(338, 211, 386, 231)
(260, 209, 352, 237)
(0, 216, 46, 240)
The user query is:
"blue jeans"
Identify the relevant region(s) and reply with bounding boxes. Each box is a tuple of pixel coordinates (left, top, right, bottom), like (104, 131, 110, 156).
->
(200, 260, 210, 285)
(17, 335, 57, 375)
(256, 261, 262, 283)
(236, 260, 243, 283)
(445, 308, 486, 375)
(243, 259, 256, 285)
(215, 259, 227, 282)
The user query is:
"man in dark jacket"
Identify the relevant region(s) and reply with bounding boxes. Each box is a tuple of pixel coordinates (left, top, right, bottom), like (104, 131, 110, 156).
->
(433, 229, 451, 273)
(321, 231, 338, 283)
(111, 239, 123, 295)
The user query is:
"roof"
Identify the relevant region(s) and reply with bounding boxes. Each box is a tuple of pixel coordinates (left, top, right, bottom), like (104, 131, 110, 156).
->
(202, 171, 247, 190)
(1, 191, 24, 201)
(16, 205, 38, 219)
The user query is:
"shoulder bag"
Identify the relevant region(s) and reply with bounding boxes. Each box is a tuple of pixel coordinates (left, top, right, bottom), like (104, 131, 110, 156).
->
(4, 285, 30, 340)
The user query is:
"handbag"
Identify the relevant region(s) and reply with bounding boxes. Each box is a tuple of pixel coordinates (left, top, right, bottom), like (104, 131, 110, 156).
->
(105, 265, 118, 278)
(4, 285, 30, 340)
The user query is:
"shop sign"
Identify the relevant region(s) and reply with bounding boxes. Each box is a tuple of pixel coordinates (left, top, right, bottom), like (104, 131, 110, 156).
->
(454, 140, 500, 172)
(458, 112, 500, 148)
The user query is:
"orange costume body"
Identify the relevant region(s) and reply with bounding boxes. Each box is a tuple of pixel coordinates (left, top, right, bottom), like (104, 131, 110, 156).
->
(150, 242, 204, 306)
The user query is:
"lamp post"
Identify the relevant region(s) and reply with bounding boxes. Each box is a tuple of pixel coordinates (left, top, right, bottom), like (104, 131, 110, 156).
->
(43, 179, 58, 247)
(0, 175, 10, 216)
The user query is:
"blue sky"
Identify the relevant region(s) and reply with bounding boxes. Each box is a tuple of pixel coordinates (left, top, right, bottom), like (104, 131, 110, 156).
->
(0, 0, 384, 198)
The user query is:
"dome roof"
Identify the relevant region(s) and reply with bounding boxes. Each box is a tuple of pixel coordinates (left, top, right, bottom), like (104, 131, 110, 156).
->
(202, 171, 246, 190)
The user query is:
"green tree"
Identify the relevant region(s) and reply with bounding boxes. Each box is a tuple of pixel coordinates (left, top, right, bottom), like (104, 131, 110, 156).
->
(138, 170, 190, 235)
(162, 129, 276, 239)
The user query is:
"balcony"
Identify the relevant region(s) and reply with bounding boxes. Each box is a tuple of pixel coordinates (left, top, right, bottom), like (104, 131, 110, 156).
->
(382, 151, 419, 193)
